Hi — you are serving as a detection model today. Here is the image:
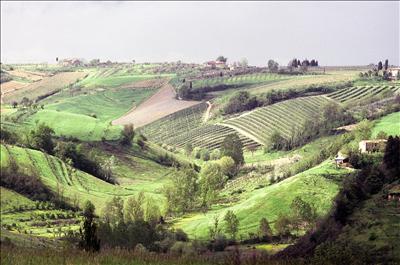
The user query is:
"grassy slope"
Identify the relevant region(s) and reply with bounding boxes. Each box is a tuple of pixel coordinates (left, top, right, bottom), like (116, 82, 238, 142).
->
(175, 161, 349, 239)
(371, 111, 400, 138)
(0, 144, 172, 212)
(334, 183, 400, 262)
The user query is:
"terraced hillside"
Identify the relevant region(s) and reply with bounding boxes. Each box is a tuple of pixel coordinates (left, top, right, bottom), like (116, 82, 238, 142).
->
(192, 73, 289, 89)
(139, 102, 208, 142)
(164, 124, 259, 149)
(327, 85, 400, 103)
(221, 95, 334, 145)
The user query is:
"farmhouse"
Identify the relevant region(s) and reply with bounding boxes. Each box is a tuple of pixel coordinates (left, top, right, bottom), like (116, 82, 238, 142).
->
(334, 152, 349, 165)
(60, 58, 83, 67)
(358, 139, 387, 153)
(388, 67, 400, 80)
(388, 185, 400, 202)
(204, 60, 226, 69)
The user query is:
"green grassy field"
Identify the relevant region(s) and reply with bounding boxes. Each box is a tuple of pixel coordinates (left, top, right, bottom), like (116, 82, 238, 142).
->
(175, 161, 349, 239)
(372, 111, 400, 138)
(0, 143, 174, 213)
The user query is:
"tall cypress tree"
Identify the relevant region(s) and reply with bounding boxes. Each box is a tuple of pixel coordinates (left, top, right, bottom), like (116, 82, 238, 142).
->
(79, 201, 100, 252)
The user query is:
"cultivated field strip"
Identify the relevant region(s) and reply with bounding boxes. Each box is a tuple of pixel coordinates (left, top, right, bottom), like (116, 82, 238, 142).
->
(327, 85, 400, 103)
(221, 96, 333, 145)
(192, 73, 286, 89)
(139, 103, 208, 142)
(163, 124, 260, 149)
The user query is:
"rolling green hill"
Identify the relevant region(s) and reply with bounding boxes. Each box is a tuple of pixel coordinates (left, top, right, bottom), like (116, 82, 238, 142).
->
(175, 161, 350, 239)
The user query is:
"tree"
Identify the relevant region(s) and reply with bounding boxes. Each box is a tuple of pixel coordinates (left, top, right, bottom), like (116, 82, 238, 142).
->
(376, 131, 388, 139)
(125, 191, 145, 222)
(145, 196, 161, 226)
(274, 214, 292, 237)
(218, 156, 236, 178)
(239, 58, 248, 67)
(200, 148, 210, 161)
(266, 130, 286, 151)
(290, 196, 317, 230)
(377, 61, 383, 71)
(210, 149, 221, 160)
(221, 134, 244, 166)
(216, 56, 227, 63)
(384, 59, 389, 70)
(267, 59, 279, 72)
(199, 162, 227, 208)
(223, 210, 239, 240)
(383, 136, 400, 179)
(100, 155, 115, 183)
(11, 101, 17, 108)
(163, 167, 199, 214)
(209, 215, 222, 240)
(102, 197, 124, 227)
(79, 201, 100, 252)
(258, 217, 272, 240)
(30, 123, 55, 154)
(120, 124, 135, 146)
(184, 143, 193, 156)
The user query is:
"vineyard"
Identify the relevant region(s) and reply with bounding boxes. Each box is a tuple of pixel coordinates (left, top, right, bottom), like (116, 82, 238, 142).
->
(139, 102, 208, 142)
(139, 102, 259, 149)
(327, 85, 400, 103)
(163, 124, 259, 149)
(191, 73, 289, 89)
(221, 96, 334, 145)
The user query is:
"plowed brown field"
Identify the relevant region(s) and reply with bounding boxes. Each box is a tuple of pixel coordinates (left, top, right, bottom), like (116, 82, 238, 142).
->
(112, 83, 199, 128)
(2, 71, 87, 103)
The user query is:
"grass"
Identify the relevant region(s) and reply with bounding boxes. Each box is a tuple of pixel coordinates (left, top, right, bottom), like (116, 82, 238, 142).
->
(175, 161, 349, 239)
(0, 144, 171, 213)
(371, 111, 400, 138)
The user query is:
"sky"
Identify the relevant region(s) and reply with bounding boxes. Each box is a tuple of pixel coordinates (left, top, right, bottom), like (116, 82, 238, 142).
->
(1, 1, 399, 66)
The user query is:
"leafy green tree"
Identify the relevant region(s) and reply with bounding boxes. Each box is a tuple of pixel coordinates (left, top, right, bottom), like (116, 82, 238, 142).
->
(218, 156, 236, 178)
(125, 191, 145, 222)
(30, 123, 55, 154)
(210, 149, 221, 160)
(290, 196, 317, 230)
(267, 59, 279, 72)
(199, 162, 227, 208)
(383, 136, 400, 179)
(258, 217, 273, 239)
(266, 130, 286, 151)
(103, 197, 124, 227)
(145, 196, 161, 226)
(120, 124, 135, 146)
(200, 148, 210, 161)
(208, 215, 221, 240)
(184, 143, 193, 156)
(216, 56, 227, 63)
(223, 210, 239, 240)
(376, 131, 388, 139)
(274, 214, 292, 237)
(192, 147, 202, 159)
(221, 134, 244, 166)
(163, 167, 199, 214)
(79, 201, 100, 252)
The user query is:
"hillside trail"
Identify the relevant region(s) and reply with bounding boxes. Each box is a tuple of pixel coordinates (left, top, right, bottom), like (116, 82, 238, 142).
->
(203, 101, 212, 122)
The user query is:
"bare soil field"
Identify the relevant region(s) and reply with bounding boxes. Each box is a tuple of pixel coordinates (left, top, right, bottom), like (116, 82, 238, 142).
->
(2, 71, 87, 103)
(1, 81, 29, 94)
(8, 70, 48, 82)
(112, 83, 200, 128)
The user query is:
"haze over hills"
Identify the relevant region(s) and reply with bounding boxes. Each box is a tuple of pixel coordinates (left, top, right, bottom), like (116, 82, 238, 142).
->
(1, 1, 400, 265)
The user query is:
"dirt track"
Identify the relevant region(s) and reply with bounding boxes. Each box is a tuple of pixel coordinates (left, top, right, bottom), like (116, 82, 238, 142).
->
(112, 83, 199, 128)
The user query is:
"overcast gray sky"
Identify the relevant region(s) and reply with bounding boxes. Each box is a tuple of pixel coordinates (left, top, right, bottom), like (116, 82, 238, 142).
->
(1, 1, 399, 66)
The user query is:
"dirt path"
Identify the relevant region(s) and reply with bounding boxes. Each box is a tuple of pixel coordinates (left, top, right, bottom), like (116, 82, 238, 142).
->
(203, 101, 212, 122)
(112, 83, 200, 128)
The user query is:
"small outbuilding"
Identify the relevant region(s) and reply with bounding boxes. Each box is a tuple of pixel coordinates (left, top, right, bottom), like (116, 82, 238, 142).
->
(388, 185, 400, 202)
(334, 152, 349, 166)
(358, 139, 387, 153)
